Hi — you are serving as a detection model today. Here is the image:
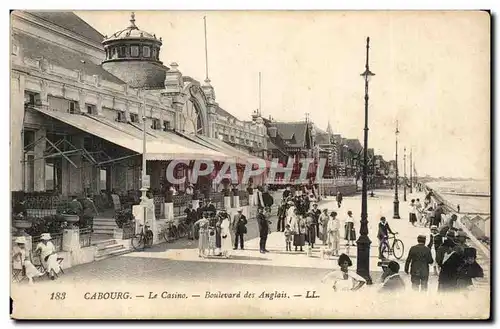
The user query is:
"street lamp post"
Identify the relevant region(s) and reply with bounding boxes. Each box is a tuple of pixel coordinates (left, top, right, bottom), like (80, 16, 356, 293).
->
(393, 121, 400, 219)
(403, 147, 407, 202)
(139, 89, 157, 243)
(357, 36, 375, 285)
(410, 149, 413, 194)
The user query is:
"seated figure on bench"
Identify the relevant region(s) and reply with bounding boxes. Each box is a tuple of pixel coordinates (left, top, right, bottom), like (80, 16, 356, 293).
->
(35, 233, 63, 280)
(12, 236, 43, 284)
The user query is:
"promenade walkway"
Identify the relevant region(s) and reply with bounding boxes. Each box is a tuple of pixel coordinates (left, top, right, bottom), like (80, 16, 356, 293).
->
(125, 189, 490, 293)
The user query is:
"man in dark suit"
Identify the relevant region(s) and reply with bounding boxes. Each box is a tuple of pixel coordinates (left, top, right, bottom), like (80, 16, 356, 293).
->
(81, 194, 98, 232)
(405, 235, 434, 291)
(257, 207, 270, 253)
(231, 209, 247, 250)
(377, 217, 395, 259)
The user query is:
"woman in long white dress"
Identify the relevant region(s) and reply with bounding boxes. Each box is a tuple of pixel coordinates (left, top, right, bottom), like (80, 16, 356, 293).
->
(327, 212, 340, 256)
(220, 216, 233, 258)
(35, 233, 62, 280)
(321, 254, 366, 292)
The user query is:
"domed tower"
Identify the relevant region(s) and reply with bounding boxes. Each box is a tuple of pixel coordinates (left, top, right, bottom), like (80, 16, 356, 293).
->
(101, 12, 168, 89)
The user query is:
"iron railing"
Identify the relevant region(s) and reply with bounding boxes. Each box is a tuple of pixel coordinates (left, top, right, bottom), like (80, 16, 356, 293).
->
(79, 228, 92, 248)
(32, 232, 63, 253)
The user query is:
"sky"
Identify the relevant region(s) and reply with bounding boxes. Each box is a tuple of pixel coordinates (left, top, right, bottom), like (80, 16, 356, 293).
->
(76, 10, 490, 179)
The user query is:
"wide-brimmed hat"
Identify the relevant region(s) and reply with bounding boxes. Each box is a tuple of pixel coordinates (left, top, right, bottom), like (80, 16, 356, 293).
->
(430, 225, 438, 230)
(237, 208, 243, 212)
(445, 230, 456, 239)
(14, 236, 26, 244)
(388, 261, 400, 273)
(40, 233, 52, 241)
(338, 253, 352, 267)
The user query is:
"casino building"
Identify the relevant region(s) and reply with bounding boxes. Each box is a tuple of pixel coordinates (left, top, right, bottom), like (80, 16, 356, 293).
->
(11, 11, 269, 199)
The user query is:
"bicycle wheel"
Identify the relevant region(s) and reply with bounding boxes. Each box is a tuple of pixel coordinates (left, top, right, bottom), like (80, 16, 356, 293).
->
(177, 224, 187, 238)
(392, 239, 405, 259)
(131, 234, 145, 251)
(381, 241, 390, 259)
(171, 226, 179, 240)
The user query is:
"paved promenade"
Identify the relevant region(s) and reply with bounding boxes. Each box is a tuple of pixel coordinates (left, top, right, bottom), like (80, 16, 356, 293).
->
(23, 189, 489, 294)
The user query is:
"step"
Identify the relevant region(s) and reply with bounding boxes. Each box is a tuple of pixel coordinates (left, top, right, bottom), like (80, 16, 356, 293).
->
(91, 239, 117, 247)
(94, 218, 116, 223)
(93, 229, 116, 235)
(93, 223, 117, 229)
(95, 247, 132, 261)
(97, 244, 126, 255)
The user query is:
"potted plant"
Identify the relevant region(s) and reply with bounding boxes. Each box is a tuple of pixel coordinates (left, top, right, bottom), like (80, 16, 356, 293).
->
(114, 209, 135, 240)
(12, 214, 33, 236)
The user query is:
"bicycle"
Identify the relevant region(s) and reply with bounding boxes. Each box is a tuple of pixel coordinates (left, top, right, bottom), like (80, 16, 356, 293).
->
(159, 220, 178, 243)
(131, 224, 153, 251)
(380, 232, 404, 260)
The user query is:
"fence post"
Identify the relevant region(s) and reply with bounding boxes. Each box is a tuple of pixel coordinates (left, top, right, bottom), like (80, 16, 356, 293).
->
(62, 228, 80, 252)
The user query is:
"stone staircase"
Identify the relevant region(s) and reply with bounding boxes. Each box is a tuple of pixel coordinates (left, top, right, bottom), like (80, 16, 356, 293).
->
(93, 217, 117, 235)
(93, 239, 131, 261)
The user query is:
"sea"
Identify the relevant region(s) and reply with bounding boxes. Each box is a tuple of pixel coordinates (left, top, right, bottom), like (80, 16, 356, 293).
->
(426, 180, 490, 215)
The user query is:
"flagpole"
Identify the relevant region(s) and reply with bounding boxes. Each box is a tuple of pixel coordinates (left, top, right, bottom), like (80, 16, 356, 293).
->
(204, 16, 209, 81)
(259, 72, 262, 115)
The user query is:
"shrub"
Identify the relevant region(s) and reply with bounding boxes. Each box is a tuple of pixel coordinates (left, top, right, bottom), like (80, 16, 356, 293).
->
(115, 209, 135, 229)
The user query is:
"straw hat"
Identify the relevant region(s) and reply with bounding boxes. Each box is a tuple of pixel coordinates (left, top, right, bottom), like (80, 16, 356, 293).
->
(14, 236, 26, 244)
(40, 233, 52, 241)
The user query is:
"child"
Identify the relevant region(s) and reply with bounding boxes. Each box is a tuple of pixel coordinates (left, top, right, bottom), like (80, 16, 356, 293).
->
(284, 224, 292, 251)
(194, 215, 210, 257)
(207, 226, 217, 256)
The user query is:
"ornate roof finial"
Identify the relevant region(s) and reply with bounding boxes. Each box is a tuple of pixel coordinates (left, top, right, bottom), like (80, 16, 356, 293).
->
(129, 12, 137, 29)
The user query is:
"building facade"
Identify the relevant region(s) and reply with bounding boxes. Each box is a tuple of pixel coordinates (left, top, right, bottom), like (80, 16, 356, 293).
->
(11, 11, 267, 197)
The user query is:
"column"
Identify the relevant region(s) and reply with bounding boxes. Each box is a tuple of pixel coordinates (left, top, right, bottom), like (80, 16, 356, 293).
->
(33, 128, 46, 191)
(10, 73, 24, 191)
(68, 135, 83, 196)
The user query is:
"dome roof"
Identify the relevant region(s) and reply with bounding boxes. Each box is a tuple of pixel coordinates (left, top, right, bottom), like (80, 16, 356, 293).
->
(103, 12, 161, 44)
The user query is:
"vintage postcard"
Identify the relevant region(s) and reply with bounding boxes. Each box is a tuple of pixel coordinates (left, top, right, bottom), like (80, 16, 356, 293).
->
(10, 10, 490, 319)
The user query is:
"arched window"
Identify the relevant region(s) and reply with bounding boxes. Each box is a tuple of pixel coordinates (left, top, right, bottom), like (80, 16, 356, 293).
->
(130, 46, 139, 57)
(143, 46, 150, 58)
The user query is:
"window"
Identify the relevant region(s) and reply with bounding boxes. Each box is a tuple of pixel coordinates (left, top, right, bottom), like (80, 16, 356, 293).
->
(119, 46, 127, 58)
(86, 104, 96, 115)
(131, 46, 139, 57)
(143, 46, 150, 57)
(117, 111, 126, 122)
(100, 169, 107, 190)
(84, 137, 93, 151)
(45, 158, 62, 192)
(163, 121, 171, 131)
(151, 118, 160, 130)
(24, 154, 34, 192)
(69, 101, 77, 114)
(130, 113, 139, 123)
(23, 130, 35, 151)
(24, 91, 40, 106)
(152, 48, 157, 59)
(45, 162, 55, 191)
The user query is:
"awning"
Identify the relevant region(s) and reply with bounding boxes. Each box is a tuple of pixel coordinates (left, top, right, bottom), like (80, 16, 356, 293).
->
(196, 135, 264, 164)
(34, 108, 230, 161)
